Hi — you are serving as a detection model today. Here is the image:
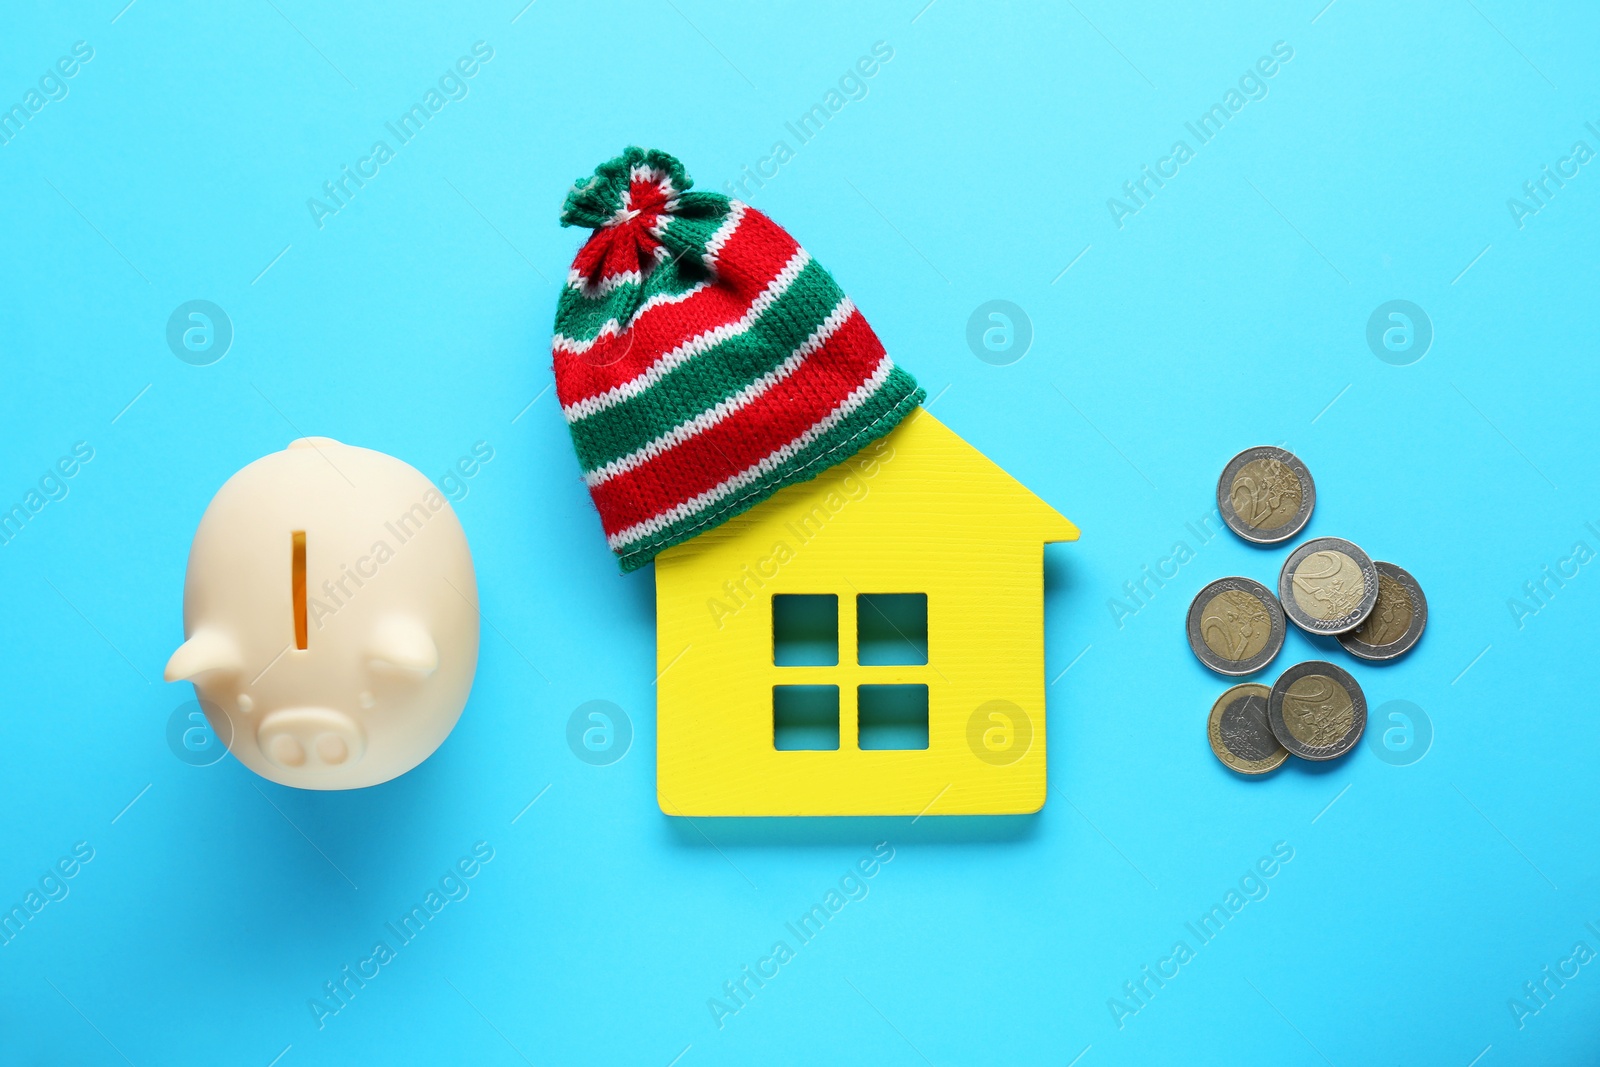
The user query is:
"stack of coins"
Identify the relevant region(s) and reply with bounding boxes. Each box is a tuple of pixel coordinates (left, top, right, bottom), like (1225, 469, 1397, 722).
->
(1193, 446, 1428, 775)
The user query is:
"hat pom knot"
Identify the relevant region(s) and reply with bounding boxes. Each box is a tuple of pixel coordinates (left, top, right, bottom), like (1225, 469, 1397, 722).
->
(561, 148, 709, 296)
(560, 147, 692, 231)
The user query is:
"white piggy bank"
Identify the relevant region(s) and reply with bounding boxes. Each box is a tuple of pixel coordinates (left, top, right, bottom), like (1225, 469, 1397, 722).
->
(166, 438, 480, 789)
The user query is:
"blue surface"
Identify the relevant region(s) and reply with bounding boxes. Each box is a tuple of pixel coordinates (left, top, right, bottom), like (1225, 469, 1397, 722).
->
(2, 1, 1598, 1064)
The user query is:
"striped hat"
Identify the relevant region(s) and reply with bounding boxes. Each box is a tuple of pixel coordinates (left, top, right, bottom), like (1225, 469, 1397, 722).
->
(553, 147, 924, 572)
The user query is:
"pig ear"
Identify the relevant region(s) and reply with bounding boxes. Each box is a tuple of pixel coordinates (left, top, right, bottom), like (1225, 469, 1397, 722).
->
(367, 616, 439, 676)
(164, 628, 242, 682)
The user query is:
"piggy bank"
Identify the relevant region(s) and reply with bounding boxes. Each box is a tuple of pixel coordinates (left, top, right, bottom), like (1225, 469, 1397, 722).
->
(165, 438, 480, 789)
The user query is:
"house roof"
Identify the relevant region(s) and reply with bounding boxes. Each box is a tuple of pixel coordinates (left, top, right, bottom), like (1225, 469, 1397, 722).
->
(879, 408, 1079, 544)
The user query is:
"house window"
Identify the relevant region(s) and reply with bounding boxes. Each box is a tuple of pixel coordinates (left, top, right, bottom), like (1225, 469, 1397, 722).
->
(857, 593, 928, 665)
(858, 684, 930, 750)
(772, 594, 838, 666)
(773, 685, 840, 750)
(771, 593, 930, 751)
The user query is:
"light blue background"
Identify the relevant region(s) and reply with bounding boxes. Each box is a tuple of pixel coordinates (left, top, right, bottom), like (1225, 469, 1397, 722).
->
(2, 0, 1597, 1063)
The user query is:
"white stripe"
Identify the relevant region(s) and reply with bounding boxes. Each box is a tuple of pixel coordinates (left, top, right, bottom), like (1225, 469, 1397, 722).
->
(567, 267, 643, 296)
(555, 320, 620, 356)
(702, 200, 745, 272)
(628, 164, 675, 193)
(584, 297, 856, 488)
(606, 355, 896, 552)
(561, 247, 812, 423)
(552, 281, 713, 356)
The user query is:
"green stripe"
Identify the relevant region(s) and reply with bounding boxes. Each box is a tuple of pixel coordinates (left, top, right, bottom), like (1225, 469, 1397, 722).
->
(617, 369, 924, 571)
(659, 206, 731, 267)
(555, 262, 699, 343)
(569, 258, 844, 472)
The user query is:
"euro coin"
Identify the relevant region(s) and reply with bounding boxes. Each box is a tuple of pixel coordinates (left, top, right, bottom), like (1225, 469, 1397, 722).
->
(1338, 562, 1427, 661)
(1267, 660, 1367, 761)
(1186, 577, 1286, 676)
(1277, 537, 1380, 635)
(1208, 683, 1287, 775)
(1217, 447, 1315, 544)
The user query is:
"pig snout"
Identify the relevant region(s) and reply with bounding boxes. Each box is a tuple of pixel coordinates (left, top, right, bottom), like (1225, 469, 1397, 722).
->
(256, 708, 367, 771)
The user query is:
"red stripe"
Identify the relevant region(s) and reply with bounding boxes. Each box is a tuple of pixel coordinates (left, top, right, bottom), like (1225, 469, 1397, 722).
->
(589, 310, 885, 536)
(705, 207, 794, 292)
(568, 228, 612, 281)
(553, 208, 799, 405)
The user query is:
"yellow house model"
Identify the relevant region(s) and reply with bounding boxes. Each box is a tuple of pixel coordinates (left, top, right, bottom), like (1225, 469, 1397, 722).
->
(654, 409, 1078, 817)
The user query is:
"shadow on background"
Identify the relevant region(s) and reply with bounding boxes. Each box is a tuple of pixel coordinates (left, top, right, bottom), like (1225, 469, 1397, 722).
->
(663, 811, 1042, 850)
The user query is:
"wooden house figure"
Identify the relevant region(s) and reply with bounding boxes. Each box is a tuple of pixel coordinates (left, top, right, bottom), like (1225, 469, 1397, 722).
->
(550, 149, 1077, 817)
(654, 409, 1077, 816)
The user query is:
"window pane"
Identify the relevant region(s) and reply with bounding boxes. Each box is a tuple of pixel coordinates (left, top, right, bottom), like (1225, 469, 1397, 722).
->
(858, 684, 929, 750)
(773, 594, 838, 666)
(856, 593, 928, 665)
(773, 685, 840, 750)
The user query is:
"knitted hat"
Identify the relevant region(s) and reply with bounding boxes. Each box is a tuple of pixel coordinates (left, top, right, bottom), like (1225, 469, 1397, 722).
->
(552, 147, 924, 572)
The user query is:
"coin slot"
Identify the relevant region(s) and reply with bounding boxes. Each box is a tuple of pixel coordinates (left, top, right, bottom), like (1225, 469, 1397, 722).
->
(856, 593, 928, 666)
(772, 685, 839, 750)
(291, 530, 307, 650)
(857, 684, 929, 750)
(772, 594, 837, 666)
